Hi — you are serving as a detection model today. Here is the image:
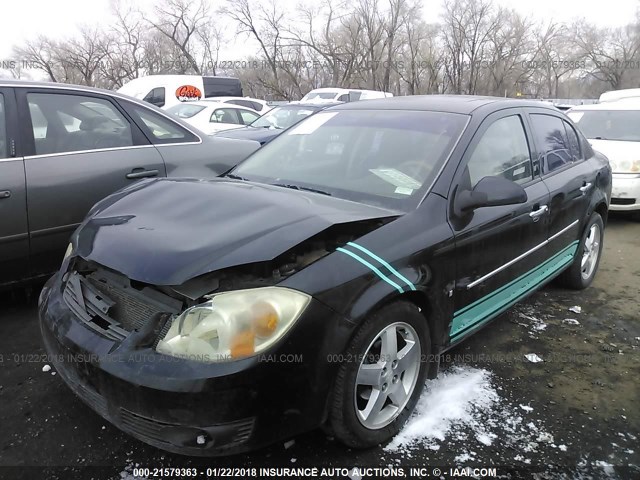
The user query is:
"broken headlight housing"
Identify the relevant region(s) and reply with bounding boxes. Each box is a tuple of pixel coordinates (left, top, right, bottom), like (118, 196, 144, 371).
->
(156, 287, 311, 362)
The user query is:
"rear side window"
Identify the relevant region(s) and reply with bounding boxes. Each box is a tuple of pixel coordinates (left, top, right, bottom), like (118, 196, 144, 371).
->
(563, 120, 582, 162)
(132, 106, 198, 144)
(239, 110, 259, 125)
(27, 93, 133, 155)
(530, 114, 573, 174)
(0, 94, 7, 158)
(143, 88, 165, 108)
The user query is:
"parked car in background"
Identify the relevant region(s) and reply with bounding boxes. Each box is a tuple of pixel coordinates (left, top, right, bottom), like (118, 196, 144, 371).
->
(166, 101, 261, 135)
(598, 88, 640, 103)
(117, 75, 243, 109)
(568, 99, 640, 211)
(201, 96, 271, 113)
(214, 102, 341, 145)
(40, 96, 610, 456)
(0, 80, 259, 286)
(299, 87, 393, 103)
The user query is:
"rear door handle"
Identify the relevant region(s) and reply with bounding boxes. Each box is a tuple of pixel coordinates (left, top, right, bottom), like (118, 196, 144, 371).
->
(580, 182, 593, 194)
(529, 205, 548, 221)
(126, 169, 159, 180)
(0, 190, 11, 199)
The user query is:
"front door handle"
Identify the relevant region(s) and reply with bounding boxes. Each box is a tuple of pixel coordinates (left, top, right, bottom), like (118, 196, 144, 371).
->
(0, 190, 11, 199)
(580, 182, 593, 194)
(529, 205, 549, 221)
(126, 169, 159, 180)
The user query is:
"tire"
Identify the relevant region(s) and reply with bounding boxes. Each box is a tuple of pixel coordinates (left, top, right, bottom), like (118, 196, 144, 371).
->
(329, 301, 430, 448)
(558, 212, 604, 289)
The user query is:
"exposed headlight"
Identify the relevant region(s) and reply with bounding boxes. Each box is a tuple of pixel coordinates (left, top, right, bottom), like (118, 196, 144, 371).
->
(156, 287, 311, 363)
(610, 159, 640, 173)
(63, 243, 73, 261)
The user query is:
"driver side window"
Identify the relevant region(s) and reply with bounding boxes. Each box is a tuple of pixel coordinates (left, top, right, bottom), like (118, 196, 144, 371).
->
(466, 115, 533, 187)
(27, 93, 133, 155)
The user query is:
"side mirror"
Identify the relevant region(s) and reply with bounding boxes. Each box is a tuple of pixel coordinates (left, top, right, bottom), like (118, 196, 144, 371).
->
(454, 176, 528, 216)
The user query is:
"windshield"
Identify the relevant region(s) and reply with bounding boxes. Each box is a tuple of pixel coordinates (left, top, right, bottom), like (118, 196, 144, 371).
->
(303, 92, 338, 100)
(250, 106, 317, 129)
(232, 110, 469, 211)
(568, 110, 640, 141)
(166, 104, 206, 119)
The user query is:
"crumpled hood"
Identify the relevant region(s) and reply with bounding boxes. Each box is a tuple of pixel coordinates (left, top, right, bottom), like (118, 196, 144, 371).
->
(75, 178, 399, 285)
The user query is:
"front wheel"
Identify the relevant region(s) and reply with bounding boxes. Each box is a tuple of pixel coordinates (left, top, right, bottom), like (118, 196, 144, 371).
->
(558, 212, 604, 289)
(329, 301, 430, 448)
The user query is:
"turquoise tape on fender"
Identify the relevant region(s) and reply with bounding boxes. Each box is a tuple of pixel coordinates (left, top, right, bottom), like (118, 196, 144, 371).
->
(346, 242, 417, 291)
(336, 247, 404, 293)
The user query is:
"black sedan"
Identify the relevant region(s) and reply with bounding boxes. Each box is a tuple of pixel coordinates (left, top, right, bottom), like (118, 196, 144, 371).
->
(39, 95, 611, 456)
(213, 102, 341, 145)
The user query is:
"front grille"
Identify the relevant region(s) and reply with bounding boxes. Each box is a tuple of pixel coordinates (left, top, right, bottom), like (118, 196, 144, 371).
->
(611, 197, 636, 205)
(119, 408, 255, 448)
(63, 268, 183, 341)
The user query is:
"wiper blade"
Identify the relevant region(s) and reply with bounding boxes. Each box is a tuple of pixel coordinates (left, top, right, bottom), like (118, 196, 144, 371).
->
(225, 173, 248, 181)
(272, 183, 332, 196)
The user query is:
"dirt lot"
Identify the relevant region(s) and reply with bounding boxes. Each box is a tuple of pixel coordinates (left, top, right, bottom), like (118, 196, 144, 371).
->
(0, 214, 638, 480)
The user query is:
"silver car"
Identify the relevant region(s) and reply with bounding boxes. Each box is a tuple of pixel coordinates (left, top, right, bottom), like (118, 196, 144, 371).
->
(0, 80, 259, 286)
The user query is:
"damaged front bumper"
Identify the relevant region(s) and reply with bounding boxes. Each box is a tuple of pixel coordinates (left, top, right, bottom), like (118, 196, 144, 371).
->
(39, 271, 352, 456)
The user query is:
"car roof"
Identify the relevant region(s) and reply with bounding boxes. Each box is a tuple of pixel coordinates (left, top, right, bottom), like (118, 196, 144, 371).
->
(175, 100, 257, 111)
(569, 98, 640, 111)
(327, 95, 559, 114)
(204, 96, 266, 103)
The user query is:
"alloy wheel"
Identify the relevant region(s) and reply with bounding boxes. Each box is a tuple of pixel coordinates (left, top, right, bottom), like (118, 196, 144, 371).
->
(354, 322, 421, 429)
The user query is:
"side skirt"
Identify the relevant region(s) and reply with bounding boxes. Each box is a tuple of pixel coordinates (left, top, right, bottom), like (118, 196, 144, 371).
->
(447, 240, 579, 346)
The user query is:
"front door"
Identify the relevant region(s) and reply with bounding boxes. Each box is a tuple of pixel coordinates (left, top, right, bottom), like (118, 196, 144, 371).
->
(448, 110, 550, 344)
(17, 88, 166, 276)
(0, 88, 29, 284)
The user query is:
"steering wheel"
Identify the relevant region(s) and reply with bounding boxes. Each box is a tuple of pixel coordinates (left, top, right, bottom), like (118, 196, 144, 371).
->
(396, 160, 433, 182)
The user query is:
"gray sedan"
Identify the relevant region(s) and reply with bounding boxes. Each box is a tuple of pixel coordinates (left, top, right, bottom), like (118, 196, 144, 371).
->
(0, 80, 259, 286)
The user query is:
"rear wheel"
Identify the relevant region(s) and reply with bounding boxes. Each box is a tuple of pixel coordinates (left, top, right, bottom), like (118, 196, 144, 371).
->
(558, 212, 604, 289)
(329, 301, 430, 448)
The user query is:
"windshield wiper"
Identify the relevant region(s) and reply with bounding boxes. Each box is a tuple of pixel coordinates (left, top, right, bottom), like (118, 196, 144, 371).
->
(272, 183, 332, 196)
(225, 173, 249, 181)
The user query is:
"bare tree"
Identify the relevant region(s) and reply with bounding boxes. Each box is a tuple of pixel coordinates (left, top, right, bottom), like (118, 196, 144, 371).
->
(150, 0, 210, 75)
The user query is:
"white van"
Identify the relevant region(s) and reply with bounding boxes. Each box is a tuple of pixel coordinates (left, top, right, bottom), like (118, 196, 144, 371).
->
(299, 87, 393, 103)
(568, 99, 640, 211)
(117, 75, 243, 109)
(598, 88, 640, 103)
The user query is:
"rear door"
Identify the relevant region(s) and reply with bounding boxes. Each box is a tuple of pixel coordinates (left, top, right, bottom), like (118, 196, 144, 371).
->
(526, 109, 596, 255)
(17, 88, 166, 276)
(448, 109, 551, 343)
(0, 88, 29, 284)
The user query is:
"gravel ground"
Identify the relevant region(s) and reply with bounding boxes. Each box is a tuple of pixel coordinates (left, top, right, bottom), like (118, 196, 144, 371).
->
(0, 214, 638, 480)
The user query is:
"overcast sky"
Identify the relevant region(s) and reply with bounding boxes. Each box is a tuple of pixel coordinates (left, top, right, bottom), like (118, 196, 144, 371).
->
(1, 0, 638, 62)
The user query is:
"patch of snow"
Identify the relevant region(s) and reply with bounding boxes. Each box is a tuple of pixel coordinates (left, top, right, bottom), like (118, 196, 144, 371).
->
(455, 452, 474, 462)
(119, 462, 147, 480)
(569, 306, 582, 314)
(385, 367, 498, 452)
(520, 404, 534, 412)
(524, 353, 543, 363)
(559, 444, 568, 451)
(385, 366, 557, 458)
(563, 318, 581, 325)
(42, 365, 51, 372)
